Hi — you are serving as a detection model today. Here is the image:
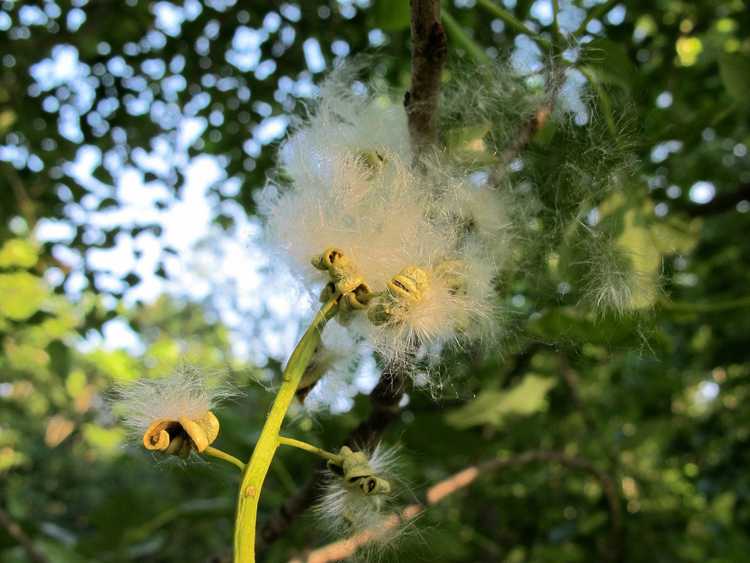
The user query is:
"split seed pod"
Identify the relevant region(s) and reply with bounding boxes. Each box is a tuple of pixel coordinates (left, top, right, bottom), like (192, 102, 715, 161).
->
(327, 445, 392, 496)
(312, 247, 374, 319)
(113, 366, 234, 461)
(142, 411, 220, 457)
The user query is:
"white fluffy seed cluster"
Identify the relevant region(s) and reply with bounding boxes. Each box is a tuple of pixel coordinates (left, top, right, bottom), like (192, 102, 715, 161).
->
(114, 366, 233, 441)
(315, 443, 402, 538)
(263, 69, 514, 369)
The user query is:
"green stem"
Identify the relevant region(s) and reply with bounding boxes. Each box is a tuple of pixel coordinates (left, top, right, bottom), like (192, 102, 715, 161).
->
(278, 436, 343, 465)
(552, 0, 561, 44)
(442, 11, 493, 65)
(573, 0, 619, 37)
(233, 297, 339, 563)
(579, 66, 617, 137)
(204, 446, 245, 471)
(476, 0, 552, 50)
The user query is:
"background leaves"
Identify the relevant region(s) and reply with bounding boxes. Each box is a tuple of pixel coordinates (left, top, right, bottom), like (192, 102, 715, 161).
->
(1, 1, 750, 562)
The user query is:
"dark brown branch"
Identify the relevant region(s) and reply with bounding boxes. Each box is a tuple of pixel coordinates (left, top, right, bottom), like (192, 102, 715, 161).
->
(405, 0, 447, 153)
(558, 354, 595, 432)
(345, 366, 406, 449)
(0, 508, 49, 563)
(498, 104, 552, 166)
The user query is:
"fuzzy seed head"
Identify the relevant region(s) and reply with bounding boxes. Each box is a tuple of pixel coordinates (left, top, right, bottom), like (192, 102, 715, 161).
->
(262, 80, 508, 371)
(113, 366, 235, 457)
(316, 443, 403, 541)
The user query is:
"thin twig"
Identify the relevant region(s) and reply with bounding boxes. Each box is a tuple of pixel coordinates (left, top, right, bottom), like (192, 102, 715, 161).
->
(203, 446, 246, 471)
(257, 367, 407, 551)
(288, 450, 622, 563)
(441, 10, 492, 65)
(493, 64, 565, 181)
(574, 0, 619, 37)
(0, 508, 49, 563)
(476, 0, 552, 50)
(557, 353, 624, 562)
(278, 436, 342, 464)
(558, 354, 595, 431)
(659, 294, 750, 314)
(345, 366, 407, 449)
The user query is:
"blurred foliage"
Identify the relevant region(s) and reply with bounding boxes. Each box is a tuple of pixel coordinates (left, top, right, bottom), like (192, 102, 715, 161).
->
(1, 1, 750, 563)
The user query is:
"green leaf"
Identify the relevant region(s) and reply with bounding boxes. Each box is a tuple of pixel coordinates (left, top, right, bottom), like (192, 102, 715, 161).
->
(87, 349, 140, 381)
(718, 52, 750, 106)
(446, 374, 556, 429)
(82, 423, 126, 456)
(0, 238, 38, 269)
(445, 123, 496, 166)
(373, 0, 410, 32)
(615, 207, 700, 309)
(0, 272, 49, 320)
(0, 110, 15, 135)
(581, 39, 637, 90)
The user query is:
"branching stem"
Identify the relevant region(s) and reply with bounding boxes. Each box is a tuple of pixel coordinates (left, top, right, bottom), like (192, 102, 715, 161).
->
(659, 295, 750, 314)
(204, 446, 246, 471)
(233, 297, 339, 563)
(441, 10, 492, 65)
(574, 0, 619, 37)
(476, 0, 552, 50)
(278, 436, 342, 465)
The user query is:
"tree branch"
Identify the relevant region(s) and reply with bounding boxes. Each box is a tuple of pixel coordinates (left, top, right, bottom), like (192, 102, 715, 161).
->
(498, 61, 567, 170)
(287, 450, 623, 563)
(405, 0, 447, 153)
(344, 366, 407, 449)
(0, 508, 49, 563)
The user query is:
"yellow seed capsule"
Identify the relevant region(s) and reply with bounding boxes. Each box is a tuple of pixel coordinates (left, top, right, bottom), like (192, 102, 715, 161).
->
(387, 266, 430, 303)
(343, 282, 374, 310)
(311, 248, 366, 296)
(142, 411, 220, 456)
(311, 247, 374, 324)
(164, 433, 185, 455)
(328, 446, 392, 497)
(336, 283, 374, 325)
(311, 247, 344, 271)
(367, 266, 431, 326)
